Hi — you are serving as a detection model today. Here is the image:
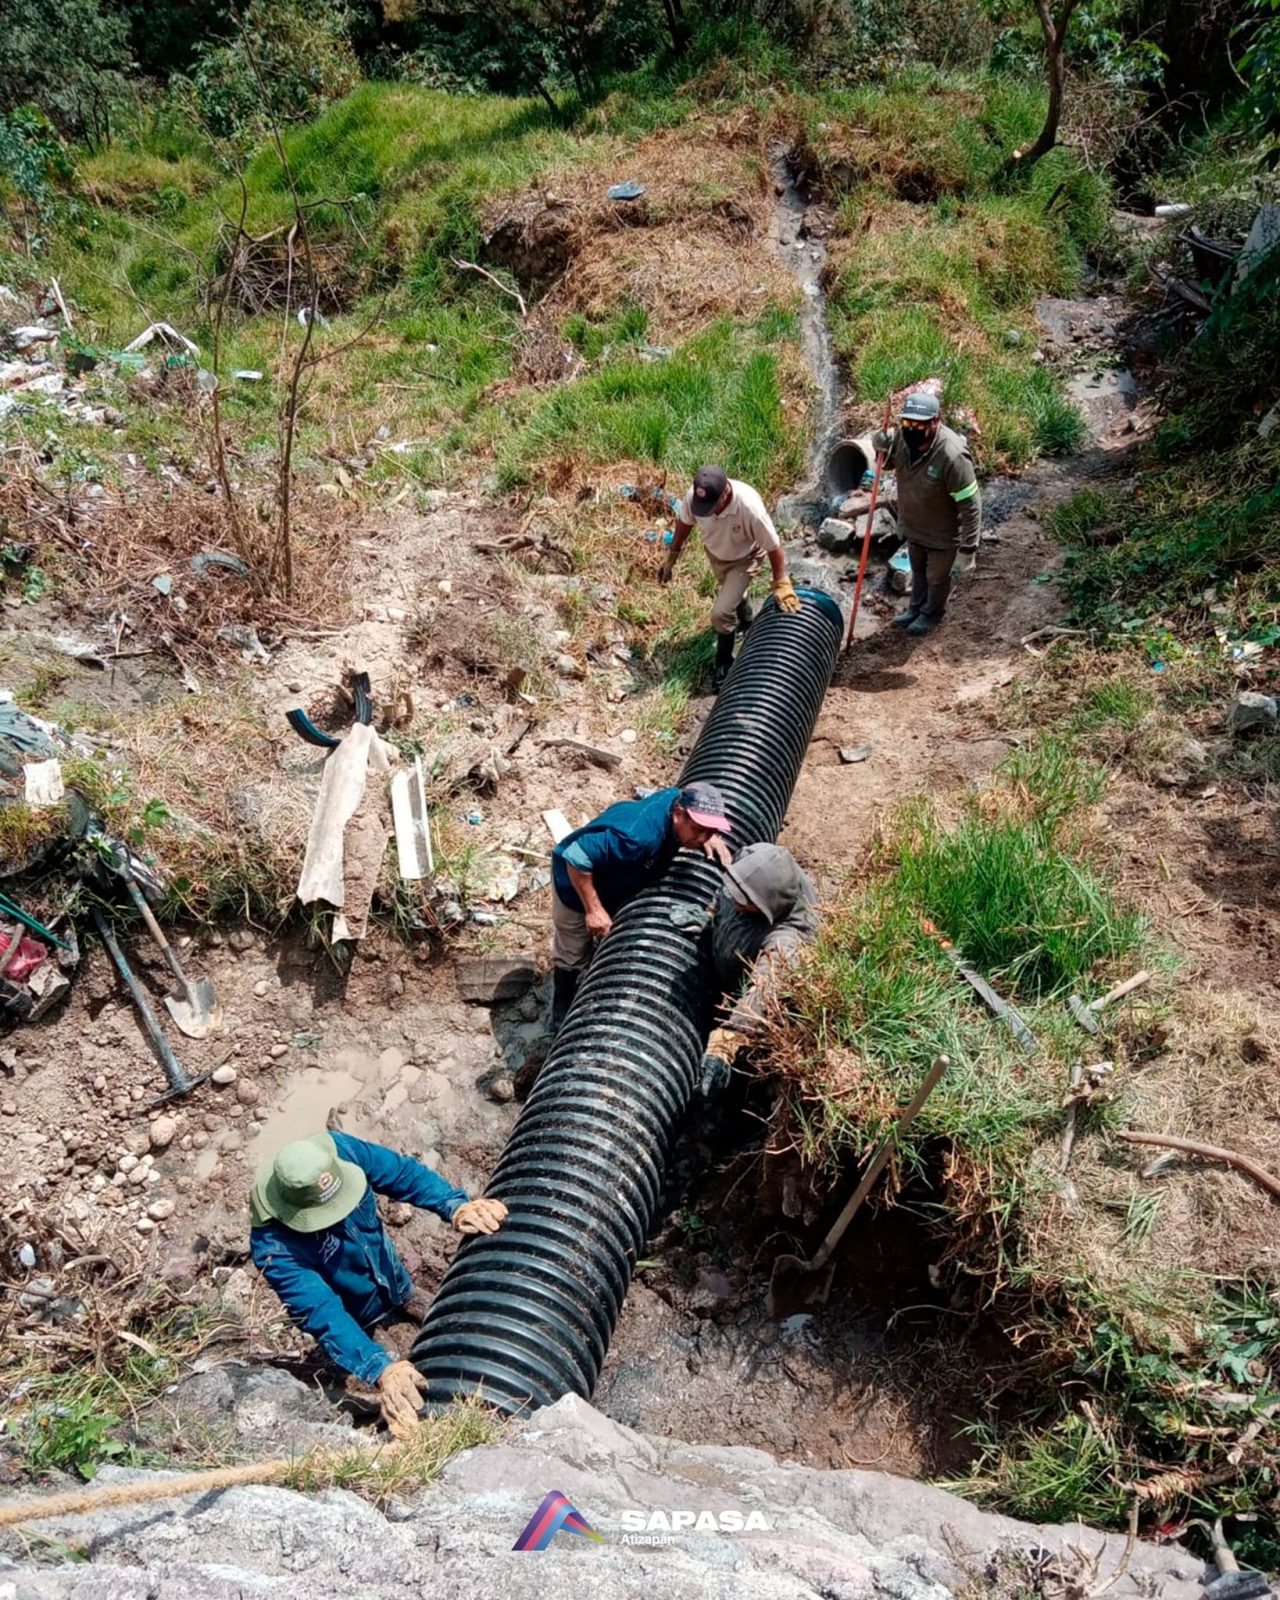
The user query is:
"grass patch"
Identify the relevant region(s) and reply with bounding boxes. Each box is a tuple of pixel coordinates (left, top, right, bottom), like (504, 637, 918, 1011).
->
(497, 318, 806, 493)
(282, 1398, 496, 1505)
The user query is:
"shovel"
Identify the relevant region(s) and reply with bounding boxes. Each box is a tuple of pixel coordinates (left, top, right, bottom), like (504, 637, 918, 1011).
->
(116, 868, 222, 1038)
(766, 1054, 949, 1319)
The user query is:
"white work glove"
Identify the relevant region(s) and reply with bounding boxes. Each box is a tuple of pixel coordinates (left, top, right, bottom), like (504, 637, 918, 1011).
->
(953, 549, 977, 577)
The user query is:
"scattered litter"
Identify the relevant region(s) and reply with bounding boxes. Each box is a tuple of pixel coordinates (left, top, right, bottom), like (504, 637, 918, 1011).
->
(0, 701, 59, 757)
(390, 756, 433, 881)
(23, 758, 64, 807)
(838, 745, 871, 764)
(1227, 690, 1277, 735)
(17, 1242, 36, 1269)
(638, 345, 671, 361)
(123, 321, 199, 357)
(297, 307, 329, 328)
(11, 326, 57, 351)
(190, 549, 249, 580)
(196, 368, 218, 394)
(607, 180, 646, 201)
(215, 624, 271, 665)
(232, 369, 264, 381)
(467, 810, 483, 826)
(152, 573, 174, 597)
(541, 808, 572, 844)
(1154, 202, 1192, 218)
(620, 729, 637, 745)
(887, 544, 912, 595)
(470, 910, 499, 926)
(0, 928, 48, 982)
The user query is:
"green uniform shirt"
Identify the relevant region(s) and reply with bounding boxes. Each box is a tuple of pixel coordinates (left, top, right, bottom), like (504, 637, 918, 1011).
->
(875, 423, 981, 552)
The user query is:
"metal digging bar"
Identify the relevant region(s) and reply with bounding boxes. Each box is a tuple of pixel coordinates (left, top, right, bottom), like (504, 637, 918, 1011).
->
(410, 586, 845, 1414)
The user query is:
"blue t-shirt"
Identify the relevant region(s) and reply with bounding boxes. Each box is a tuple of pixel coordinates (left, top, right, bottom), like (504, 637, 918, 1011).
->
(551, 786, 681, 913)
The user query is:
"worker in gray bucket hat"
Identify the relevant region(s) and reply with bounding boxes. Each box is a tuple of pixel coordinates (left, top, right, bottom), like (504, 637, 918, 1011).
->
(701, 842, 819, 1090)
(873, 390, 981, 636)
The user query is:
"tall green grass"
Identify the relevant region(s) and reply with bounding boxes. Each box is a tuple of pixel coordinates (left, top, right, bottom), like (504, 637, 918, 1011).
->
(496, 319, 806, 492)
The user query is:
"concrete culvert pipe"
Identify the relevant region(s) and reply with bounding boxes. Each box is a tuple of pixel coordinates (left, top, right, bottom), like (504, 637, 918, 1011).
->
(410, 586, 845, 1415)
(825, 434, 876, 497)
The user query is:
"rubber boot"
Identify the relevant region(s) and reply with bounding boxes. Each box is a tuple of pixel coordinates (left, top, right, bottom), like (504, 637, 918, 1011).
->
(891, 607, 922, 629)
(549, 966, 579, 1034)
(711, 630, 735, 691)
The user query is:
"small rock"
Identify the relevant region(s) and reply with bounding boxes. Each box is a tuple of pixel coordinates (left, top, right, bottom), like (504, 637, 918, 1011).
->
(149, 1115, 178, 1151)
(555, 653, 585, 679)
(253, 980, 270, 998)
(192, 1130, 210, 1150)
(386, 1201, 414, 1227)
(619, 728, 637, 744)
(228, 929, 256, 953)
(285, 680, 303, 694)
(1227, 690, 1278, 735)
(211, 1064, 238, 1086)
(147, 1198, 176, 1221)
(128, 1165, 150, 1187)
(437, 579, 452, 596)
(269, 1042, 289, 1059)
(93, 1073, 107, 1092)
(136, 1216, 156, 1234)
(118, 1153, 139, 1174)
(488, 1076, 516, 1104)
(839, 745, 871, 764)
(237, 1080, 261, 1107)
(817, 516, 856, 554)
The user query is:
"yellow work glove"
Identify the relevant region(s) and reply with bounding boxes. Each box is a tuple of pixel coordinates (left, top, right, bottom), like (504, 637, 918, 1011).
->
(772, 575, 801, 614)
(452, 1196, 509, 1235)
(705, 1026, 749, 1063)
(377, 1358, 428, 1439)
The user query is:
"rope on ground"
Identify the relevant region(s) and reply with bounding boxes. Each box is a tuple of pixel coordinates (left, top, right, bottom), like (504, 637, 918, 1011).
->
(1117, 1129, 1280, 1202)
(0, 1436, 400, 1530)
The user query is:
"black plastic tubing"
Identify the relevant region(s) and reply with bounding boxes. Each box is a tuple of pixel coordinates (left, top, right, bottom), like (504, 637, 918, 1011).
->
(410, 586, 844, 1414)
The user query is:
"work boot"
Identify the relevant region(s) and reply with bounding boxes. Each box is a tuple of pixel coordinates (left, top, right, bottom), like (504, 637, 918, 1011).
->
(735, 596, 754, 634)
(891, 607, 922, 629)
(907, 613, 941, 636)
(549, 967, 579, 1034)
(711, 631, 736, 692)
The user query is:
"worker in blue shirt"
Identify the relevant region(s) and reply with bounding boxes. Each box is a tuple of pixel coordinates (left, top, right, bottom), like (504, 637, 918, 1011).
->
(548, 780, 733, 1033)
(249, 1130, 506, 1437)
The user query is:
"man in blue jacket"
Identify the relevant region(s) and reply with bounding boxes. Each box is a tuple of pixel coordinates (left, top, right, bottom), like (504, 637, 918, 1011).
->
(548, 781, 733, 1032)
(249, 1130, 506, 1437)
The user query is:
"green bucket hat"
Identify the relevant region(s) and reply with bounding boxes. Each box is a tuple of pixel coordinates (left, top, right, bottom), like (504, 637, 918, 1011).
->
(250, 1131, 367, 1232)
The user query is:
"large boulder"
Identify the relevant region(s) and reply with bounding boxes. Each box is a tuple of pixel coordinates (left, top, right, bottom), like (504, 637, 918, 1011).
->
(1, 1393, 1210, 1599)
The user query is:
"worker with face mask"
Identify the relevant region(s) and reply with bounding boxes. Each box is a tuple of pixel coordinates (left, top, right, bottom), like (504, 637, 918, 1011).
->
(874, 391, 981, 636)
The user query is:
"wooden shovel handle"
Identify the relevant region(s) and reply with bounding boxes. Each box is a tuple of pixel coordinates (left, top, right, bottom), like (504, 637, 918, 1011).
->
(811, 1055, 949, 1270)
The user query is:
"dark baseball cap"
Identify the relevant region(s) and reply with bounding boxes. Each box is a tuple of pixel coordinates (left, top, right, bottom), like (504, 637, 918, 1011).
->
(677, 781, 732, 833)
(901, 392, 941, 423)
(688, 466, 729, 517)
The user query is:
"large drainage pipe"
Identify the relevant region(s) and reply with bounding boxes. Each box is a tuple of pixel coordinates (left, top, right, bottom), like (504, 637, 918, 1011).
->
(411, 585, 845, 1413)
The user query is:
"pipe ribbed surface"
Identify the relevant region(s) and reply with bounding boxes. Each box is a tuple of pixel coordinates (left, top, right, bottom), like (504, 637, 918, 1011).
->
(411, 587, 844, 1413)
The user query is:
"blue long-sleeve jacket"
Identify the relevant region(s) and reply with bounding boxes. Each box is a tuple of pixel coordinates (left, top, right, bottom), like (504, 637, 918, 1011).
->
(551, 786, 681, 912)
(249, 1132, 468, 1384)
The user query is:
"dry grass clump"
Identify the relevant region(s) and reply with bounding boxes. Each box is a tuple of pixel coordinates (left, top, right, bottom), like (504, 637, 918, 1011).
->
(486, 116, 799, 343)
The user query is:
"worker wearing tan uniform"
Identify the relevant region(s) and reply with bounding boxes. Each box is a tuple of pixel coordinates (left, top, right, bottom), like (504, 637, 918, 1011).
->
(659, 465, 801, 690)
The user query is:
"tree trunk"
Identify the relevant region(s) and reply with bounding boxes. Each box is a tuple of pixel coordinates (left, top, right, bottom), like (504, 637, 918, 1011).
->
(1009, 0, 1081, 171)
(660, 0, 689, 49)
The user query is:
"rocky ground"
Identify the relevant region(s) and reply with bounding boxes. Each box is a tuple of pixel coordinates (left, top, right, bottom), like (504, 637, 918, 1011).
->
(0, 1389, 1215, 1599)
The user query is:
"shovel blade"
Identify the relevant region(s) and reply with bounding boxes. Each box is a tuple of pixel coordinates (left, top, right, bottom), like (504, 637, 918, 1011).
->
(164, 978, 222, 1039)
(766, 1252, 836, 1320)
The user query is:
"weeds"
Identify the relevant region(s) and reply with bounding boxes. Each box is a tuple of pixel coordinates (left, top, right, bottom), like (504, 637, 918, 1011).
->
(281, 1398, 497, 1505)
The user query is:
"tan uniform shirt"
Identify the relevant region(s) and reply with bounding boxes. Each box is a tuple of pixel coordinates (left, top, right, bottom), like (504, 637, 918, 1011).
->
(676, 479, 780, 564)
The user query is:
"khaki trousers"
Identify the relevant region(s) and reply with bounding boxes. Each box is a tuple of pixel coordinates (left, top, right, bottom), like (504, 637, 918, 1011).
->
(551, 891, 593, 972)
(707, 551, 760, 635)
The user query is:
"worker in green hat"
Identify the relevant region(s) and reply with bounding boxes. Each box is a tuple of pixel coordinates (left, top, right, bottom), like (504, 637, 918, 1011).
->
(873, 390, 981, 635)
(249, 1130, 506, 1437)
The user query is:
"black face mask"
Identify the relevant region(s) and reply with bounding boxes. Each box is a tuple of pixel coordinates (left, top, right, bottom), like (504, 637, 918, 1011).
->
(903, 426, 932, 463)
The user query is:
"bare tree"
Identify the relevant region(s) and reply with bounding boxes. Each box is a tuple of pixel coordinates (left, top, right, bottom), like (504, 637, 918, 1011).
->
(1008, 0, 1084, 170)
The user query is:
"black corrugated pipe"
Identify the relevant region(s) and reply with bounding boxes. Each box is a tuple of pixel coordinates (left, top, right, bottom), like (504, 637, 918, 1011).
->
(411, 584, 845, 1414)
